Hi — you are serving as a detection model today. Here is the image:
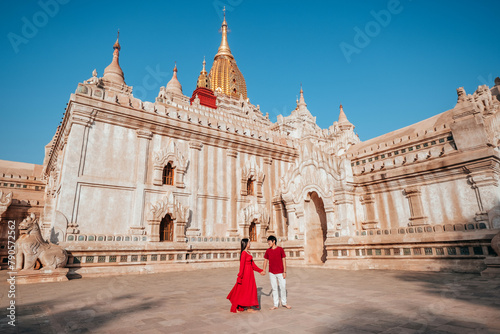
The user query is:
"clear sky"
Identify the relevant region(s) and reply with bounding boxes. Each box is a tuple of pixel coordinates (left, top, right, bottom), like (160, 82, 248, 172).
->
(0, 0, 498, 165)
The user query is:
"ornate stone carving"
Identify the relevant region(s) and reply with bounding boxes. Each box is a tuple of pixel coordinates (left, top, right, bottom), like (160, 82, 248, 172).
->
(241, 158, 265, 196)
(147, 191, 190, 242)
(152, 139, 189, 187)
(15, 213, 68, 270)
(456, 87, 467, 103)
(148, 191, 189, 223)
(238, 203, 270, 241)
(84, 69, 100, 85)
(463, 167, 489, 225)
(0, 190, 13, 217)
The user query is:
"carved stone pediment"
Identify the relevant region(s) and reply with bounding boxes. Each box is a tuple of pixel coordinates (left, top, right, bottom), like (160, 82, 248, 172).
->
(152, 139, 189, 187)
(238, 203, 269, 227)
(148, 191, 189, 223)
(241, 158, 265, 196)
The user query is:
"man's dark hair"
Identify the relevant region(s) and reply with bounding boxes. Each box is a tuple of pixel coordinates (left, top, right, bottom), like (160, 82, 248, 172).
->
(267, 235, 277, 244)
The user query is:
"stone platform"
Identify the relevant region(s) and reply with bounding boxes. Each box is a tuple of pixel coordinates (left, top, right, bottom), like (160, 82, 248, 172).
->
(1, 266, 500, 333)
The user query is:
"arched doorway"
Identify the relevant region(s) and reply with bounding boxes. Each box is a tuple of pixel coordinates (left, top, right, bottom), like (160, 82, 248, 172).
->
(249, 220, 257, 241)
(159, 214, 173, 241)
(304, 191, 327, 264)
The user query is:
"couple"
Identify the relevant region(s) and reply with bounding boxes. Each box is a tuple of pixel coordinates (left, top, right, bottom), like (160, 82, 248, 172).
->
(227, 235, 292, 313)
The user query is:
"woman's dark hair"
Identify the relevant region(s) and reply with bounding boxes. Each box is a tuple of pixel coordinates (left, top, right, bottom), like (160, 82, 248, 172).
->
(240, 238, 249, 254)
(267, 235, 277, 245)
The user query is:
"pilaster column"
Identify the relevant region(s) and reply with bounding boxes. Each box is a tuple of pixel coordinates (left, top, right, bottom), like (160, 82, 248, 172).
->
(129, 129, 152, 235)
(334, 187, 356, 236)
(403, 187, 427, 226)
(324, 206, 336, 238)
(263, 157, 273, 235)
(360, 194, 379, 229)
(227, 149, 239, 237)
(463, 166, 498, 227)
(187, 141, 202, 236)
(147, 219, 160, 242)
(56, 111, 94, 241)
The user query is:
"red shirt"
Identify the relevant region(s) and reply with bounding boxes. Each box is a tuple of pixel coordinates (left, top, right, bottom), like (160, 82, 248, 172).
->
(264, 246, 286, 274)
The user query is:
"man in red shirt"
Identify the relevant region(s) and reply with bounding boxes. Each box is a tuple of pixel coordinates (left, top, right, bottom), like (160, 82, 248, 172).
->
(262, 235, 291, 310)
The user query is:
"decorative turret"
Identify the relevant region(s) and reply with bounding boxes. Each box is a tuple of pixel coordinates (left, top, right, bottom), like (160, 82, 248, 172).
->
(208, 8, 248, 100)
(165, 63, 183, 96)
(197, 57, 209, 88)
(103, 31, 125, 85)
(298, 85, 307, 111)
(338, 104, 354, 131)
(191, 59, 217, 109)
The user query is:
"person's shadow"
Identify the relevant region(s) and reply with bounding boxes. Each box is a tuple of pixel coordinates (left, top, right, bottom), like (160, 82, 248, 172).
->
(257, 287, 272, 310)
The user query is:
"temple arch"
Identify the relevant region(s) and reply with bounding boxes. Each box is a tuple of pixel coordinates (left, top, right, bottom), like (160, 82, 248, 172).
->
(303, 191, 328, 264)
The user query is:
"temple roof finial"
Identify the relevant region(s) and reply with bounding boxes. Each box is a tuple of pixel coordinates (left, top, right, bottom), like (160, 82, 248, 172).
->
(298, 84, 306, 109)
(166, 62, 182, 95)
(216, 7, 232, 58)
(103, 30, 125, 85)
(338, 103, 354, 130)
(197, 57, 209, 88)
(113, 29, 121, 51)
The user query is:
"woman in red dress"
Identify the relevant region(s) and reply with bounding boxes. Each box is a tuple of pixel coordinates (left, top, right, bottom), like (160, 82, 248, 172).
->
(227, 238, 265, 313)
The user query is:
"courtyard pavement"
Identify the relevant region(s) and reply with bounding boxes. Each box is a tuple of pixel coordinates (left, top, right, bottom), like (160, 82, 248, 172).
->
(1, 266, 500, 334)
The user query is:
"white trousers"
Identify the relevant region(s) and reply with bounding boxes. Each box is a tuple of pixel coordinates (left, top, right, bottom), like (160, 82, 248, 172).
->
(269, 273, 287, 307)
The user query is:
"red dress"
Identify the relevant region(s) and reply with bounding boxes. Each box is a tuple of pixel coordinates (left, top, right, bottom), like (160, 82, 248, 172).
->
(227, 251, 263, 312)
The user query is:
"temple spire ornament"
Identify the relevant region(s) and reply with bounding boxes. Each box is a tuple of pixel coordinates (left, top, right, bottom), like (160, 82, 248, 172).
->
(338, 103, 354, 131)
(216, 6, 232, 58)
(103, 30, 125, 85)
(166, 62, 183, 96)
(298, 84, 307, 110)
(196, 57, 209, 88)
(208, 10, 247, 99)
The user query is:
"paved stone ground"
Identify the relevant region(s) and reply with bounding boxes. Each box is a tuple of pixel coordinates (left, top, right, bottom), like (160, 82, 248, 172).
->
(1, 266, 500, 334)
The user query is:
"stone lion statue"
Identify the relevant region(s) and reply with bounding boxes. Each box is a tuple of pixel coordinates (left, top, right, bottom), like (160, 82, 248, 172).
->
(15, 213, 68, 270)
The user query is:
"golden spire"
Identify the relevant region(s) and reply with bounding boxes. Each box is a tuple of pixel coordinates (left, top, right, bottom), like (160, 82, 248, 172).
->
(103, 30, 125, 85)
(208, 9, 247, 99)
(216, 6, 233, 58)
(196, 57, 209, 88)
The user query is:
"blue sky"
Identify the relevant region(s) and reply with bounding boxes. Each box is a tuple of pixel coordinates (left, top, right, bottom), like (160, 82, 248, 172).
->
(0, 0, 498, 165)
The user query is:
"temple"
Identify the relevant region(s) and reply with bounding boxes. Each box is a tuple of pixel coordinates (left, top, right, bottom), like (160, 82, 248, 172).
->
(1, 14, 499, 277)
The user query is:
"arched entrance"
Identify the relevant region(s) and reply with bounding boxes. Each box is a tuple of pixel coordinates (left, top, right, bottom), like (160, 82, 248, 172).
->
(159, 214, 174, 241)
(304, 191, 327, 264)
(249, 220, 257, 241)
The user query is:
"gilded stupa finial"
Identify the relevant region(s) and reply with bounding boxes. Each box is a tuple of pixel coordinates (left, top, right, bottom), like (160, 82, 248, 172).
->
(197, 57, 209, 88)
(216, 6, 232, 58)
(208, 9, 247, 99)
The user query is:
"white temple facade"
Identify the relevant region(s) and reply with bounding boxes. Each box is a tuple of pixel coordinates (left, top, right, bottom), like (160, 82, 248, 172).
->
(1, 16, 499, 276)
